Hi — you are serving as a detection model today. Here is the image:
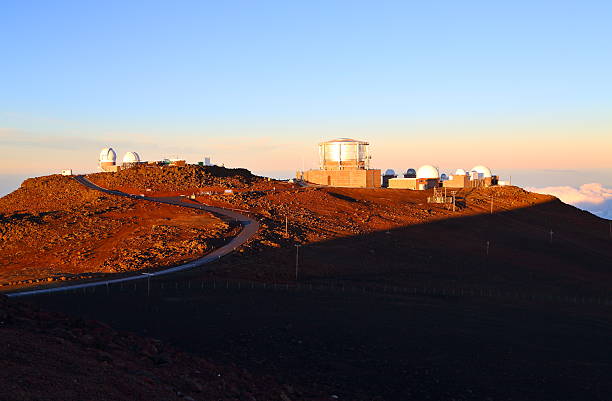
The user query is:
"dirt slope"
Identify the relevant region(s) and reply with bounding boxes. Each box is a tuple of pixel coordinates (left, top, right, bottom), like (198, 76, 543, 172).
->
(0, 175, 233, 289)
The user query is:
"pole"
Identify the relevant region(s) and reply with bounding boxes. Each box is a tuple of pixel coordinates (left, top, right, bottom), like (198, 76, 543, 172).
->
(549, 229, 554, 244)
(294, 244, 301, 281)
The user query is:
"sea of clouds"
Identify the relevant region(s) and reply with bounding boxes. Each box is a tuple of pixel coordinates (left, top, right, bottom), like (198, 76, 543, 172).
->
(527, 183, 612, 220)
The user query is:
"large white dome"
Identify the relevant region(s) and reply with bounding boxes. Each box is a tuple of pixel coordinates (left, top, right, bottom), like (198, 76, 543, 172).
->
(123, 151, 141, 163)
(99, 147, 116, 163)
(471, 165, 492, 178)
(454, 168, 467, 176)
(416, 165, 439, 179)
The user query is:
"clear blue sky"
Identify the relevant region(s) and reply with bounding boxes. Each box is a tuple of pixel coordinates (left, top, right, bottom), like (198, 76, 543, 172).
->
(1, 1, 611, 179)
(3, 1, 611, 126)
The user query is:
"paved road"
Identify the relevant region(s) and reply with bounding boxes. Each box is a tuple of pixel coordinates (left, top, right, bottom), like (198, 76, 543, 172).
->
(8, 176, 260, 298)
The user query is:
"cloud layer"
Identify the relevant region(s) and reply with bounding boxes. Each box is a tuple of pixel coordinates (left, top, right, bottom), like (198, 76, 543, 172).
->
(527, 183, 612, 219)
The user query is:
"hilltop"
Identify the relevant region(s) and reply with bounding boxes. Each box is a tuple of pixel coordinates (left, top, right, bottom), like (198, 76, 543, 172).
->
(0, 174, 234, 288)
(87, 166, 612, 296)
(2, 166, 612, 400)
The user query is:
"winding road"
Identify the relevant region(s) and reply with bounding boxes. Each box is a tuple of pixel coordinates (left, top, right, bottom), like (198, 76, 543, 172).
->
(8, 175, 259, 298)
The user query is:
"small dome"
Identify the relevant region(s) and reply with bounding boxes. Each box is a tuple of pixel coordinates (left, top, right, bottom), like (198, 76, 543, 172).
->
(454, 168, 467, 176)
(123, 151, 141, 163)
(416, 165, 439, 179)
(384, 169, 396, 176)
(405, 168, 416, 178)
(99, 147, 116, 163)
(471, 165, 492, 178)
(440, 173, 449, 181)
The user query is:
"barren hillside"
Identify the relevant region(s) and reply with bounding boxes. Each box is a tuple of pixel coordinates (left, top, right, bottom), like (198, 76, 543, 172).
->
(0, 175, 233, 289)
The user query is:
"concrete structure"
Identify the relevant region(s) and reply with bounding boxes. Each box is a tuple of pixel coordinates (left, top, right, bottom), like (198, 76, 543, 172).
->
(298, 138, 381, 188)
(444, 165, 497, 188)
(300, 169, 381, 188)
(61, 169, 73, 176)
(388, 177, 439, 190)
(442, 174, 470, 188)
(388, 177, 417, 189)
(99, 147, 117, 172)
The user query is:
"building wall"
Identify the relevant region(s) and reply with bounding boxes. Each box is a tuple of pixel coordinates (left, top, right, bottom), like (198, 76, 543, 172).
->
(443, 175, 469, 188)
(388, 178, 417, 190)
(100, 163, 120, 172)
(301, 169, 381, 188)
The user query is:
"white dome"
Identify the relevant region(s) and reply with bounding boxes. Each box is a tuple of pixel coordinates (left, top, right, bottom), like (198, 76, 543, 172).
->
(471, 165, 492, 178)
(123, 151, 141, 163)
(416, 165, 439, 179)
(454, 168, 467, 176)
(384, 169, 396, 176)
(99, 147, 116, 163)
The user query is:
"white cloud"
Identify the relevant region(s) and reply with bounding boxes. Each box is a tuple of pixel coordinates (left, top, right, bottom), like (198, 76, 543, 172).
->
(527, 183, 612, 219)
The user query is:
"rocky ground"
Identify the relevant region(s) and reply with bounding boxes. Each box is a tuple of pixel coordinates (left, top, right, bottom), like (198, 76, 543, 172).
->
(87, 164, 268, 193)
(0, 294, 319, 401)
(3, 167, 612, 400)
(0, 175, 234, 289)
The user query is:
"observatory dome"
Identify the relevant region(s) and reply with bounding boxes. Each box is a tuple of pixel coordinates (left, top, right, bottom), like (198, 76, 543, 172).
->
(99, 148, 117, 163)
(384, 169, 396, 176)
(123, 151, 141, 164)
(416, 165, 439, 179)
(318, 138, 370, 170)
(454, 168, 467, 176)
(405, 168, 416, 178)
(471, 165, 492, 178)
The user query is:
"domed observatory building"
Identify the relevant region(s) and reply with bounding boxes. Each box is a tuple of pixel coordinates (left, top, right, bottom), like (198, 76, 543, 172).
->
(382, 169, 397, 187)
(443, 165, 498, 188)
(122, 151, 142, 168)
(388, 164, 440, 190)
(99, 147, 119, 172)
(469, 165, 497, 187)
(404, 168, 417, 178)
(298, 138, 381, 188)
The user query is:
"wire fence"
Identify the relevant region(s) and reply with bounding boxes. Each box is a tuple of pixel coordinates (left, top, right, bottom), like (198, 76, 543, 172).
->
(49, 278, 612, 307)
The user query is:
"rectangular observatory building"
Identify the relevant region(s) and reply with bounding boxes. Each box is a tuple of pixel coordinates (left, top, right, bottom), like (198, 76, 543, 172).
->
(297, 138, 381, 188)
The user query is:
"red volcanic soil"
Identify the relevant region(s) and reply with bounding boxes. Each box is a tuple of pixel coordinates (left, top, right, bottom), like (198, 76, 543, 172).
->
(0, 175, 233, 289)
(182, 185, 612, 297)
(4, 167, 612, 400)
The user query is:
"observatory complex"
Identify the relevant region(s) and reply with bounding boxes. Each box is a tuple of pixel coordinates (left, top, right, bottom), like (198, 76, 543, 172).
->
(297, 138, 500, 190)
(297, 138, 381, 188)
(97, 147, 204, 172)
(387, 164, 498, 190)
